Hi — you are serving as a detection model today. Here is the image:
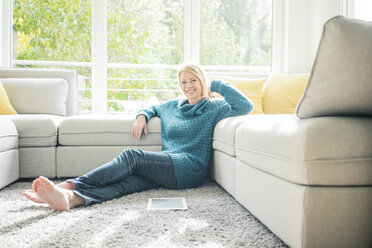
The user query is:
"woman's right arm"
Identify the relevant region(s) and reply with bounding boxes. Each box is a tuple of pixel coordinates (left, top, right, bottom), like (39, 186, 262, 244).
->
(131, 114, 148, 141)
(131, 105, 159, 141)
(131, 100, 174, 140)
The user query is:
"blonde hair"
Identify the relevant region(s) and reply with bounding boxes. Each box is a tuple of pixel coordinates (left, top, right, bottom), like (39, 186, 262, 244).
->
(177, 63, 210, 101)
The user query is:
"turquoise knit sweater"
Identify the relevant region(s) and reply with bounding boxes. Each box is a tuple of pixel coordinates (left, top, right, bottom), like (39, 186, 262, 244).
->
(137, 80, 253, 189)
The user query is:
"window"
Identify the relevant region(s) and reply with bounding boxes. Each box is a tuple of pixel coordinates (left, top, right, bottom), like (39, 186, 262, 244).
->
(12, 0, 92, 113)
(200, 0, 272, 71)
(106, 0, 184, 113)
(12, 0, 273, 114)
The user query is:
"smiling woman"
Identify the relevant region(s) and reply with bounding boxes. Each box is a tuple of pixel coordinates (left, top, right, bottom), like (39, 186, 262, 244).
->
(22, 63, 253, 211)
(178, 63, 211, 105)
(179, 71, 204, 105)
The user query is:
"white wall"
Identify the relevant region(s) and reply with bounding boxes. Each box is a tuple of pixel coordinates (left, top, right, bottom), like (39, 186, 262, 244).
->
(285, 0, 311, 73)
(309, 0, 344, 68)
(275, 0, 344, 74)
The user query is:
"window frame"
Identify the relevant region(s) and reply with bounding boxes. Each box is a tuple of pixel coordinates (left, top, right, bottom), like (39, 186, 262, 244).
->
(0, 0, 12, 67)
(5, 0, 277, 114)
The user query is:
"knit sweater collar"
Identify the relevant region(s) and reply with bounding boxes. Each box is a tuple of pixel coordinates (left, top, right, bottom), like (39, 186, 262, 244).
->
(177, 98, 208, 117)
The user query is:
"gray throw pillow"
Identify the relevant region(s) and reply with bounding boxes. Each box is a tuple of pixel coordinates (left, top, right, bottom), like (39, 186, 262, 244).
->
(296, 16, 372, 118)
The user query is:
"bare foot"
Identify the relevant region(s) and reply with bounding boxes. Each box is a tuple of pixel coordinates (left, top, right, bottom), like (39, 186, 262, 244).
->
(36, 176, 71, 211)
(34, 178, 75, 191)
(23, 179, 76, 204)
(22, 189, 45, 203)
(57, 181, 75, 190)
(22, 178, 44, 203)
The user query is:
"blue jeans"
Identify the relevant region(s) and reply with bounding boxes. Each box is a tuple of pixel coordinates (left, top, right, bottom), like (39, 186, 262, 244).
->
(66, 148, 178, 206)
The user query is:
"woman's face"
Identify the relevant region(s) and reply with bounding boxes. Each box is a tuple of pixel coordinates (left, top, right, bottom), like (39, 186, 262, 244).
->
(180, 71, 204, 105)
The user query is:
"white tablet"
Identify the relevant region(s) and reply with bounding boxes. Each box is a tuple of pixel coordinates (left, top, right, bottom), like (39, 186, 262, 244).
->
(147, 197, 188, 210)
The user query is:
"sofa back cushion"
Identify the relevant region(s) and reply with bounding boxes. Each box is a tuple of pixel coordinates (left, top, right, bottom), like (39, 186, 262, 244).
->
(1, 78, 69, 116)
(296, 16, 372, 118)
(0, 81, 17, 115)
(262, 73, 309, 114)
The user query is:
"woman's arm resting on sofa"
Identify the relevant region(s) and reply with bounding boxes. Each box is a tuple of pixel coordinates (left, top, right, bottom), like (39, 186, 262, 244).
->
(131, 115, 148, 141)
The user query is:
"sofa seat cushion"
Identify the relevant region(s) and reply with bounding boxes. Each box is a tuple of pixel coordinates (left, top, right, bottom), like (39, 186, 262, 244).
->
(235, 114, 372, 186)
(2, 115, 62, 147)
(212, 115, 251, 157)
(0, 119, 18, 152)
(58, 115, 162, 146)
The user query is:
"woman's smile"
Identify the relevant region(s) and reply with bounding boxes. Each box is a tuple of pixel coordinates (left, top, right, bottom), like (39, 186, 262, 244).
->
(180, 71, 203, 105)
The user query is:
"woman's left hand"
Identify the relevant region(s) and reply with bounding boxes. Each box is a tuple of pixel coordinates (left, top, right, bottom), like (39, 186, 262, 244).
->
(208, 86, 215, 98)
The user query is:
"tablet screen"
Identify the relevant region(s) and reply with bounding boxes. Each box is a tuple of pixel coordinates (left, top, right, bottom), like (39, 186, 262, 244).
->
(147, 198, 187, 210)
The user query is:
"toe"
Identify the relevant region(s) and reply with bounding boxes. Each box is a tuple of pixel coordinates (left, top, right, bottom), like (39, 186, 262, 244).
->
(29, 194, 45, 203)
(32, 180, 39, 192)
(22, 190, 31, 199)
(38, 177, 55, 190)
(39, 176, 53, 185)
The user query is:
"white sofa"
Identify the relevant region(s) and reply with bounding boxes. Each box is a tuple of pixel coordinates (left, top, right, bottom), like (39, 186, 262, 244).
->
(0, 67, 371, 248)
(0, 68, 77, 180)
(212, 114, 372, 248)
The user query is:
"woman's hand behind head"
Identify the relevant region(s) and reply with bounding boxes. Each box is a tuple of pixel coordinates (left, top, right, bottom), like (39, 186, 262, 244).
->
(208, 85, 215, 99)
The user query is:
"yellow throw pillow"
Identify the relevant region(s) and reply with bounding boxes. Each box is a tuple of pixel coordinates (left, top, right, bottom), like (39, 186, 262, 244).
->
(210, 77, 265, 114)
(262, 73, 309, 114)
(0, 81, 17, 115)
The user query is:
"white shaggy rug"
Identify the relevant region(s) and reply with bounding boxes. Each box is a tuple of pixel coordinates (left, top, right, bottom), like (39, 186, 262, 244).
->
(0, 180, 288, 248)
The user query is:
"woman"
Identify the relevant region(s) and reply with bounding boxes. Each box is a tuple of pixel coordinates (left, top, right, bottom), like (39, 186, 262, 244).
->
(22, 63, 253, 211)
